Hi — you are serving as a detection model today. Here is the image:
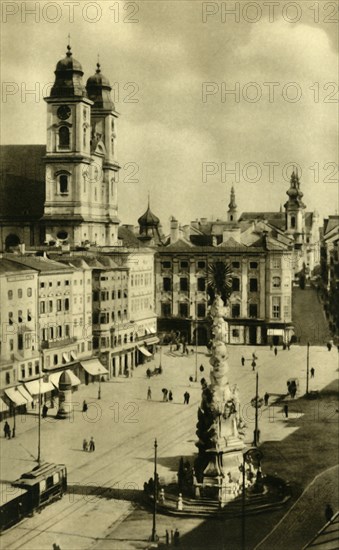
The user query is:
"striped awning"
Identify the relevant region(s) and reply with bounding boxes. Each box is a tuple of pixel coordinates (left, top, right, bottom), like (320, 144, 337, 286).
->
(5, 386, 29, 406)
(80, 359, 108, 376)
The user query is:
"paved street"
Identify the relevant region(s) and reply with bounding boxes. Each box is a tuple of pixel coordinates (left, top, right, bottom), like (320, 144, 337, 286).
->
(1, 344, 338, 550)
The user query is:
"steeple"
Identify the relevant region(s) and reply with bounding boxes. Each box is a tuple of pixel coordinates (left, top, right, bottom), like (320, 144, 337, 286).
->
(50, 45, 87, 99)
(227, 185, 238, 222)
(86, 60, 115, 111)
(284, 170, 306, 236)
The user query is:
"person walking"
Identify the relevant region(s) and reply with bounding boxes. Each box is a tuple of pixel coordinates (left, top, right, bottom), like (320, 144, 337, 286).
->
(186, 392, 190, 405)
(173, 528, 180, 546)
(251, 360, 256, 371)
(162, 388, 168, 402)
(284, 404, 289, 418)
(169, 390, 173, 402)
(241, 356, 245, 366)
(42, 403, 48, 418)
(82, 400, 88, 413)
(310, 367, 315, 378)
(89, 436, 95, 452)
(325, 503, 334, 522)
(83, 438, 88, 452)
(165, 529, 170, 545)
(3, 421, 10, 439)
(264, 392, 269, 406)
(147, 386, 152, 400)
(274, 346, 278, 356)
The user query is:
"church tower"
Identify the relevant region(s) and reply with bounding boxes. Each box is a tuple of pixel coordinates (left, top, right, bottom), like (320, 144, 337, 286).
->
(42, 46, 120, 247)
(284, 170, 306, 243)
(227, 186, 237, 222)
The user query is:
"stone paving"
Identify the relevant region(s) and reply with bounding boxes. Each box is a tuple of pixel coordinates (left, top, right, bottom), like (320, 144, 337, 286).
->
(0, 343, 338, 549)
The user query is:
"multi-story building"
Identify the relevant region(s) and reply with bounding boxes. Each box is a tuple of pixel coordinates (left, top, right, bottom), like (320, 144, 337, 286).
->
(0, 259, 39, 394)
(320, 216, 339, 337)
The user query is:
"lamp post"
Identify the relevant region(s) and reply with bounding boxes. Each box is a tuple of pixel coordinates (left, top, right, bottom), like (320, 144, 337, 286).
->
(159, 341, 162, 370)
(194, 296, 198, 382)
(254, 372, 259, 446)
(150, 438, 158, 543)
(12, 406, 16, 438)
(98, 375, 101, 400)
(306, 341, 310, 395)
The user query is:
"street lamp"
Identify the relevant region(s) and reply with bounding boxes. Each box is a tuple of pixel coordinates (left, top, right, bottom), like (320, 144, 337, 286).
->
(251, 372, 263, 446)
(98, 375, 101, 400)
(306, 342, 310, 395)
(150, 438, 158, 543)
(159, 341, 162, 370)
(194, 295, 198, 382)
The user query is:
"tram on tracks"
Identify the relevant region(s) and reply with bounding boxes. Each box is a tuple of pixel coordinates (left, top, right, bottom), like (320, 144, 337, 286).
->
(0, 462, 67, 532)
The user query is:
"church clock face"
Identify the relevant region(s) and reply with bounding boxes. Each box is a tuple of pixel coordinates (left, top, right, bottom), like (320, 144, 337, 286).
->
(57, 105, 71, 120)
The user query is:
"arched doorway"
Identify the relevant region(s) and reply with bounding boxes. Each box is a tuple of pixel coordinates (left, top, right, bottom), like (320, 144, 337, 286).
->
(5, 234, 20, 251)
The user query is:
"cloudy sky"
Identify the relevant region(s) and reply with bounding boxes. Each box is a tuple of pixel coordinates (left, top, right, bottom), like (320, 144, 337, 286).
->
(1, 0, 338, 230)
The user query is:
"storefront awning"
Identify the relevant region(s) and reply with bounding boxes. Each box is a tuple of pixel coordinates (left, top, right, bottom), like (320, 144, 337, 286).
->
(70, 351, 77, 361)
(149, 327, 156, 334)
(5, 386, 29, 406)
(144, 336, 159, 345)
(18, 386, 33, 403)
(24, 379, 55, 396)
(0, 398, 9, 413)
(49, 370, 81, 388)
(138, 346, 152, 357)
(267, 329, 285, 336)
(62, 352, 70, 363)
(80, 359, 108, 376)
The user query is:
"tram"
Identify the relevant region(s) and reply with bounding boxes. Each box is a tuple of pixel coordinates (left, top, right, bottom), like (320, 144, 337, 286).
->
(0, 463, 67, 532)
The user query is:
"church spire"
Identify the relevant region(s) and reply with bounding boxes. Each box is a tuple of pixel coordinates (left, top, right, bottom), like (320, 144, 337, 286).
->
(227, 185, 237, 222)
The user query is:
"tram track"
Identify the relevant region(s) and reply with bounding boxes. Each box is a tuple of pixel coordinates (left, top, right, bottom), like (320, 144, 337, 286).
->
(3, 401, 197, 549)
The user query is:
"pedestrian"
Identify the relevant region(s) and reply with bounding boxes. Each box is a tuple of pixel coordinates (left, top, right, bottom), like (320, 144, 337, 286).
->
(89, 436, 95, 452)
(327, 342, 332, 351)
(83, 438, 88, 452)
(42, 403, 48, 418)
(325, 503, 334, 522)
(147, 386, 152, 400)
(185, 347, 189, 355)
(186, 392, 190, 404)
(173, 528, 180, 546)
(241, 356, 245, 366)
(184, 391, 189, 404)
(169, 390, 173, 402)
(264, 392, 269, 406)
(165, 529, 170, 545)
(284, 404, 288, 418)
(251, 360, 256, 371)
(310, 367, 315, 378)
(162, 388, 168, 402)
(3, 421, 10, 439)
(252, 352, 257, 361)
(274, 346, 278, 356)
(82, 400, 88, 413)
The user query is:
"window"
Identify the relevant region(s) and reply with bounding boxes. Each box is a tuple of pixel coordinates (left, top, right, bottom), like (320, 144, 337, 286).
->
(161, 261, 171, 269)
(49, 300, 53, 312)
(291, 216, 296, 229)
(28, 365, 32, 377)
(163, 277, 171, 291)
(21, 366, 25, 379)
(180, 278, 188, 291)
(197, 261, 206, 269)
(250, 262, 258, 269)
(18, 289, 23, 298)
(65, 324, 70, 337)
(232, 278, 240, 291)
(161, 303, 171, 317)
(5, 373, 10, 385)
(272, 277, 281, 288)
(197, 303, 206, 318)
(9, 312, 13, 325)
(249, 304, 258, 318)
(232, 329, 240, 338)
(272, 297, 281, 319)
(57, 326, 62, 338)
(40, 282, 45, 288)
(27, 287, 32, 297)
(284, 305, 289, 318)
(27, 309, 32, 321)
(53, 354, 58, 365)
(59, 126, 70, 148)
(57, 299, 62, 311)
(35, 363, 39, 374)
(65, 280, 70, 286)
(249, 278, 258, 292)
(272, 257, 281, 269)
(197, 278, 206, 291)
(117, 290, 121, 299)
(179, 303, 189, 318)
(180, 261, 189, 269)
(18, 310, 23, 323)
(40, 301, 45, 314)
(18, 334, 23, 350)
(59, 175, 69, 194)
(232, 303, 240, 318)
(232, 261, 240, 269)
(65, 298, 70, 311)
(8, 290, 13, 300)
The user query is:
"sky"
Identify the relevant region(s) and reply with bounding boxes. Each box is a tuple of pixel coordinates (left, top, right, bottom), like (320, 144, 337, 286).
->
(1, 0, 338, 230)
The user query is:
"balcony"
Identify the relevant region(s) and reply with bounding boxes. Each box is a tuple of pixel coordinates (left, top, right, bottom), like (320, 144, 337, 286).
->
(41, 337, 77, 349)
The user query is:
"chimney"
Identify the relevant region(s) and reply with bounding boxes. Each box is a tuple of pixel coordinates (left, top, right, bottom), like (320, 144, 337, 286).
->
(170, 217, 179, 243)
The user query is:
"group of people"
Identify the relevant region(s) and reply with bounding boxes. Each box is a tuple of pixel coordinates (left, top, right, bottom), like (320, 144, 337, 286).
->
(162, 388, 173, 402)
(165, 528, 180, 546)
(82, 436, 95, 452)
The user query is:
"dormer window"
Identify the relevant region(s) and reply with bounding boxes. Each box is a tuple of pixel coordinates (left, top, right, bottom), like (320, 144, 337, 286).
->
(59, 126, 70, 148)
(59, 174, 69, 194)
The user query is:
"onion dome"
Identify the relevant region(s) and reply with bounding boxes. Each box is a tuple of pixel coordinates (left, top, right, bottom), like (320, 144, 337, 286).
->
(138, 203, 160, 228)
(58, 370, 72, 389)
(285, 170, 305, 209)
(50, 45, 87, 98)
(86, 63, 114, 110)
